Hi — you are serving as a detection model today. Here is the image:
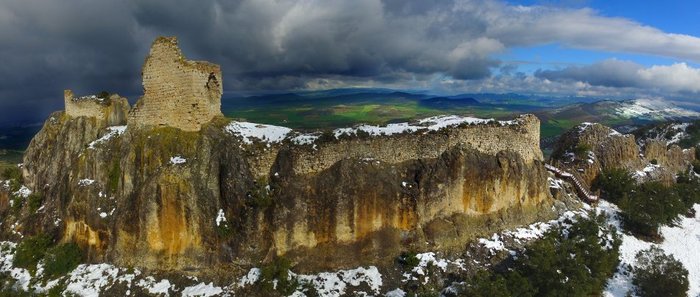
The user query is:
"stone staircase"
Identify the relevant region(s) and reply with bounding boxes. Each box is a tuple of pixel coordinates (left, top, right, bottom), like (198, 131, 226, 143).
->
(545, 164, 598, 203)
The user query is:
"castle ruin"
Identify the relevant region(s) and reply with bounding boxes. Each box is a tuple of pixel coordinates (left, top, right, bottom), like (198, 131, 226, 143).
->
(64, 89, 130, 126)
(63, 36, 223, 132)
(128, 37, 223, 131)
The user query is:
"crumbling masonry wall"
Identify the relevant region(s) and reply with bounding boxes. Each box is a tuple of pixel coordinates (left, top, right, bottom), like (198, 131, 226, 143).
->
(255, 114, 542, 177)
(128, 36, 223, 131)
(64, 89, 130, 126)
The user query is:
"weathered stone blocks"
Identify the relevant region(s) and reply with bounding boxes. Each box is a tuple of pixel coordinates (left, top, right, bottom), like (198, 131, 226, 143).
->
(128, 36, 223, 131)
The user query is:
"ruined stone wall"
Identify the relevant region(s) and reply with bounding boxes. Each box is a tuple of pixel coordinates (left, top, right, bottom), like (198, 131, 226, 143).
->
(64, 90, 104, 118)
(128, 37, 222, 132)
(286, 114, 542, 176)
(64, 90, 130, 126)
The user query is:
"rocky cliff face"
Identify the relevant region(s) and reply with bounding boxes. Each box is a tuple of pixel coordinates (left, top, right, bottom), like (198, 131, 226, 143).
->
(550, 122, 695, 186)
(0, 113, 554, 274)
(0, 37, 556, 276)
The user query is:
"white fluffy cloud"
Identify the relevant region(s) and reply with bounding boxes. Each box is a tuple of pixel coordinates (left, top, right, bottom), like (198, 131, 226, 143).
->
(537, 59, 700, 94)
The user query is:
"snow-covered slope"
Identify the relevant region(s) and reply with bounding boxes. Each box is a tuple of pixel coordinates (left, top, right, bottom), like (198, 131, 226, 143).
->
(614, 99, 700, 121)
(602, 202, 700, 297)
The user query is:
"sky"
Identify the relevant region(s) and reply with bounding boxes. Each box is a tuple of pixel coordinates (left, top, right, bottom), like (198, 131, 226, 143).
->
(0, 0, 699, 124)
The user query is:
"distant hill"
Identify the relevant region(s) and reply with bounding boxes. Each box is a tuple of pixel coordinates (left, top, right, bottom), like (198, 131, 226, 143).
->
(535, 98, 700, 143)
(418, 96, 480, 109)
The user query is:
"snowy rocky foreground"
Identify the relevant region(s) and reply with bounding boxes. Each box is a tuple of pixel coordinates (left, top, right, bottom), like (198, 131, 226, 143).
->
(224, 114, 517, 145)
(2, 200, 698, 296)
(601, 201, 700, 297)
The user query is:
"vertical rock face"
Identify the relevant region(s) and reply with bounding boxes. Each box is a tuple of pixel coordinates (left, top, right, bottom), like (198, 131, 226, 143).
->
(1, 36, 556, 274)
(128, 36, 223, 132)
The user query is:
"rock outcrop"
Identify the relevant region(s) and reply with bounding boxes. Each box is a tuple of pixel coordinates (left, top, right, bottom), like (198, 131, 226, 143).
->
(0, 37, 556, 275)
(550, 122, 695, 186)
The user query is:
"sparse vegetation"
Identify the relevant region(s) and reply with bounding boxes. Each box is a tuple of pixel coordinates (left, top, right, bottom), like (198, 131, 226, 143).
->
(0, 166, 21, 181)
(632, 246, 688, 297)
(317, 130, 336, 143)
(96, 91, 110, 99)
(107, 159, 120, 194)
(572, 143, 591, 160)
(1, 166, 22, 193)
(246, 178, 274, 209)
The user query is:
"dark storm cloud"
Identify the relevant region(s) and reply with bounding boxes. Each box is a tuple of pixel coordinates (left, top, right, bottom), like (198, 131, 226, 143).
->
(2, 0, 700, 124)
(0, 0, 144, 124)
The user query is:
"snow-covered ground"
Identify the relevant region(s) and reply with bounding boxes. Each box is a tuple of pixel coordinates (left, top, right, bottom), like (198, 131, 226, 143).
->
(225, 114, 519, 146)
(333, 115, 514, 138)
(225, 121, 292, 144)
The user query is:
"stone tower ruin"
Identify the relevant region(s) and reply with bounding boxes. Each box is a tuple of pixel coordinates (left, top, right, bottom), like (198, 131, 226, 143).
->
(128, 36, 223, 131)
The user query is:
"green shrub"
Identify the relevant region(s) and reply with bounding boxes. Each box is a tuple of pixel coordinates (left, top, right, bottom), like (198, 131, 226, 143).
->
(649, 159, 658, 165)
(592, 168, 636, 203)
(246, 179, 273, 209)
(10, 196, 24, 213)
(398, 251, 420, 269)
(13, 234, 52, 273)
(107, 160, 120, 194)
(27, 192, 43, 212)
(692, 159, 700, 175)
(317, 130, 336, 143)
(572, 143, 591, 160)
(460, 214, 620, 297)
(459, 271, 513, 297)
(632, 246, 688, 297)
(618, 182, 686, 239)
(675, 173, 700, 210)
(43, 243, 82, 278)
(259, 256, 299, 295)
(215, 222, 233, 239)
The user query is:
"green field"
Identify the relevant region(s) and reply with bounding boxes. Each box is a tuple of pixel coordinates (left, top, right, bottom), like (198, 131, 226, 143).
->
(225, 101, 523, 130)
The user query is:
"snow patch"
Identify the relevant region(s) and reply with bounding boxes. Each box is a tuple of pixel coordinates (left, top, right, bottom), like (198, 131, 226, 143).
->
(13, 185, 32, 198)
(78, 179, 95, 187)
(88, 126, 127, 149)
(225, 121, 292, 144)
(215, 209, 227, 227)
(181, 282, 223, 297)
(170, 156, 186, 165)
(237, 268, 261, 288)
(294, 266, 383, 297)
